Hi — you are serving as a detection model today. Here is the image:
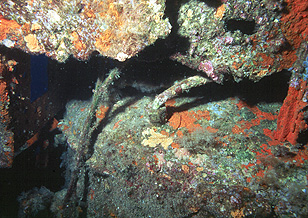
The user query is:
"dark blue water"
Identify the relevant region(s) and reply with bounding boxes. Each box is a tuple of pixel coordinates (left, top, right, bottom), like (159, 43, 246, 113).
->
(30, 54, 48, 102)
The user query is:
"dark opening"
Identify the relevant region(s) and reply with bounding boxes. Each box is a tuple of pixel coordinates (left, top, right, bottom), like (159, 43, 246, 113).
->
(225, 19, 256, 35)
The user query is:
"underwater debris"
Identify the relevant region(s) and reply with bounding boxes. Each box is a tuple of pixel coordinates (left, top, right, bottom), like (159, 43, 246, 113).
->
(151, 75, 212, 110)
(17, 186, 54, 218)
(171, 0, 306, 82)
(0, 0, 171, 62)
(1, 0, 308, 217)
(147, 0, 308, 114)
(58, 90, 306, 217)
(61, 68, 121, 216)
(0, 55, 15, 168)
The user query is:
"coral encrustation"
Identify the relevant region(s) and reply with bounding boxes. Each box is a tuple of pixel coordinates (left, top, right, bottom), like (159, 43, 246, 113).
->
(0, 0, 171, 62)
